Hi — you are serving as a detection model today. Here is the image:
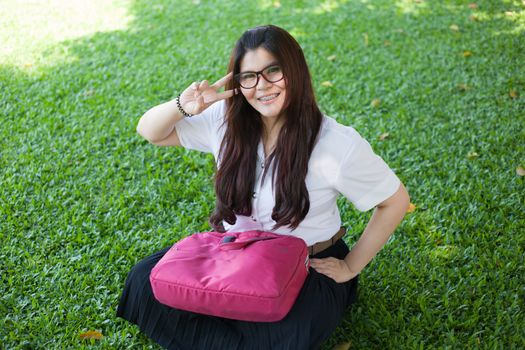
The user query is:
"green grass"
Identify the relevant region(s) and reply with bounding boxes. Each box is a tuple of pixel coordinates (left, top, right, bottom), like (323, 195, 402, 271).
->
(1, 0, 524, 348)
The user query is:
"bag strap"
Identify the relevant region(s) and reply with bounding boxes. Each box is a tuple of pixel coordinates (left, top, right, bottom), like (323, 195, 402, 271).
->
(219, 235, 278, 251)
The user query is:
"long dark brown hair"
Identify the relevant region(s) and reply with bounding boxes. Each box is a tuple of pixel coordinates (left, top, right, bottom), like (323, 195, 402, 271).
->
(209, 24, 323, 232)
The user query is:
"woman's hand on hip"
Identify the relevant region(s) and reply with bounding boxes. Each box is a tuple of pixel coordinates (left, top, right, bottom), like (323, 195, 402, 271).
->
(179, 72, 238, 115)
(309, 257, 358, 283)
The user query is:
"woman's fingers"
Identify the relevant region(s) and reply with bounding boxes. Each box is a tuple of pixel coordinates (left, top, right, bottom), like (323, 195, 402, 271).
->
(193, 72, 232, 93)
(311, 258, 335, 265)
(187, 73, 237, 106)
(199, 80, 209, 91)
(196, 95, 205, 110)
(214, 88, 238, 101)
(211, 72, 233, 89)
(310, 258, 339, 271)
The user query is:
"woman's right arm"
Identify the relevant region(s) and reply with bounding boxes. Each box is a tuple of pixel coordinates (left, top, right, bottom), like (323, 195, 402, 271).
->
(136, 99, 185, 146)
(136, 73, 237, 147)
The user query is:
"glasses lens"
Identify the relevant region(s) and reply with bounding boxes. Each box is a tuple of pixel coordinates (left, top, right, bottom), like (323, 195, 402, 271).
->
(235, 65, 284, 89)
(238, 72, 258, 89)
(262, 65, 283, 83)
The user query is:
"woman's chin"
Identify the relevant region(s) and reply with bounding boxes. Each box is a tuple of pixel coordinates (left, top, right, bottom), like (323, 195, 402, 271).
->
(257, 105, 285, 119)
(260, 112, 280, 119)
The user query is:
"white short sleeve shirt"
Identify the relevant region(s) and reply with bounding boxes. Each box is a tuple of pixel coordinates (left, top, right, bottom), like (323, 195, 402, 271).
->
(174, 100, 401, 246)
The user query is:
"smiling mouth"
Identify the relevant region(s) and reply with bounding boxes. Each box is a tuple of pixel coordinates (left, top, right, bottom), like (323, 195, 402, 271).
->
(257, 93, 280, 102)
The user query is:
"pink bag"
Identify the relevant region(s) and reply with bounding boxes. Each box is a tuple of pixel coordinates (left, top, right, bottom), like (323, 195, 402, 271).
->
(150, 230, 310, 322)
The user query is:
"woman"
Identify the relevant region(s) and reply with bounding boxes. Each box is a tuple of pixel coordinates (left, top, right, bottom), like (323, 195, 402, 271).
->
(117, 24, 410, 349)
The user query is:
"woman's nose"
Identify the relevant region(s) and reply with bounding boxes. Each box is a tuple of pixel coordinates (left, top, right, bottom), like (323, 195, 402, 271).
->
(256, 74, 271, 89)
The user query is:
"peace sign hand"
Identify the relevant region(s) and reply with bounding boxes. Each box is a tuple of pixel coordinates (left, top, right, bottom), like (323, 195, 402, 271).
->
(178, 72, 238, 116)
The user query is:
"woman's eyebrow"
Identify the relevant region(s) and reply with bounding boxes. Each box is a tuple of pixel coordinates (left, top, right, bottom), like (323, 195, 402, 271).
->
(241, 61, 279, 73)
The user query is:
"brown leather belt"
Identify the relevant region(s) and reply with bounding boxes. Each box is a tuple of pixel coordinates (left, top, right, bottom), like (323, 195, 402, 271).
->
(308, 227, 346, 256)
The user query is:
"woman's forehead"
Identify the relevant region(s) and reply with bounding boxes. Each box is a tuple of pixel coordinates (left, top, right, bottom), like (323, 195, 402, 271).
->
(240, 47, 278, 71)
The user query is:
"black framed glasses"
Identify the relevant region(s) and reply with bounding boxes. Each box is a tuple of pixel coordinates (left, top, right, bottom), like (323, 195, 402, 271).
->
(234, 64, 284, 89)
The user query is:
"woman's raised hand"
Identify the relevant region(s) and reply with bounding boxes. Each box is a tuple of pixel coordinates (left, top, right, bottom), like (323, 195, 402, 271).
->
(178, 72, 238, 116)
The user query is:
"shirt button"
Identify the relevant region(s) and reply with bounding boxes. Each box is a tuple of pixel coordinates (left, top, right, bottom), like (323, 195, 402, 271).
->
(252, 192, 256, 198)
(251, 216, 257, 222)
(261, 162, 264, 168)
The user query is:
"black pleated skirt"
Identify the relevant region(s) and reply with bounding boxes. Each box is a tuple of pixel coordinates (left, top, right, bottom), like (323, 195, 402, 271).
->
(116, 238, 358, 350)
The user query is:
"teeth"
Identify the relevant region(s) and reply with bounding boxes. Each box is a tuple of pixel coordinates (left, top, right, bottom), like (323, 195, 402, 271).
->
(258, 93, 279, 101)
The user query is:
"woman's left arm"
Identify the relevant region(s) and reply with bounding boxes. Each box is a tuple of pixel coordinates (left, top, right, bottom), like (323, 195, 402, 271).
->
(310, 183, 410, 283)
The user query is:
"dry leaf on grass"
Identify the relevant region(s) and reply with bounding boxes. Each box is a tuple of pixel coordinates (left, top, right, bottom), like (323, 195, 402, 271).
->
(468, 3, 478, 9)
(450, 24, 460, 31)
(509, 90, 518, 99)
(407, 203, 416, 213)
(321, 81, 333, 87)
(363, 33, 369, 47)
(371, 98, 381, 108)
(327, 55, 337, 61)
(379, 132, 390, 140)
(79, 330, 104, 340)
(83, 89, 96, 97)
(517, 166, 525, 176)
(332, 341, 352, 350)
(457, 83, 470, 91)
(463, 50, 473, 57)
(467, 151, 479, 159)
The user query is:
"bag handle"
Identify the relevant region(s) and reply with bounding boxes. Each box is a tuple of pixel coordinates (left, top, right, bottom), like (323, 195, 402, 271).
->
(219, 235, 278, 251)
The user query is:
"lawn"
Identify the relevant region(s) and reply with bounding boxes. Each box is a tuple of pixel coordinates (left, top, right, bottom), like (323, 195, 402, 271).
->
(1, 0, 524, 349)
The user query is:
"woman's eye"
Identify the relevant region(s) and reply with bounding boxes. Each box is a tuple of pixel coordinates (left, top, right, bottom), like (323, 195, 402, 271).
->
(267, 66, 281, 73)
(240, 73, 256, 80)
